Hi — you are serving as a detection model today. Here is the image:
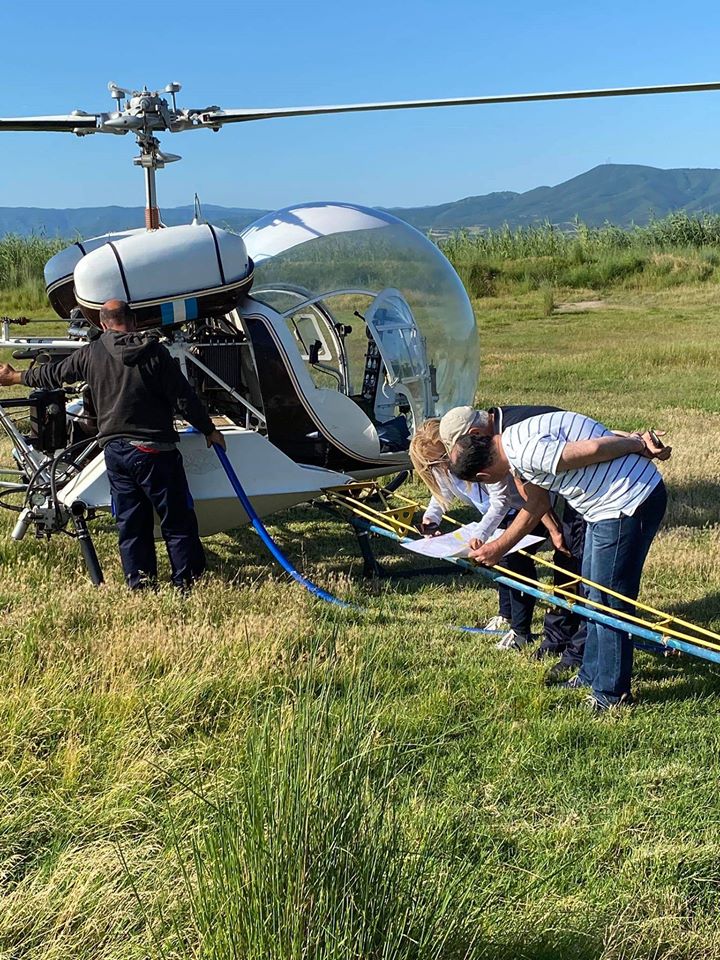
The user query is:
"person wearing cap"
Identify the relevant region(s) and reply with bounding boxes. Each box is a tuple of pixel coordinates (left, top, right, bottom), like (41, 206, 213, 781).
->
(440, 404, 588, 681)
(439, 404, 562, 453)
(448, 411, 671, 712)
(0, 299, 226, 591)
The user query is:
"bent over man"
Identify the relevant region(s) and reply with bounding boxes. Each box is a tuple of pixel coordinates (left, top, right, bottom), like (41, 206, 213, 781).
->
(0, 299, 225, 590)
(449, 410, 671, 711)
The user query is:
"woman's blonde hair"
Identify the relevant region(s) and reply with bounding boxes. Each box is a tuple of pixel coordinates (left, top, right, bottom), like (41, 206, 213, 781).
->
(409, 418, 452, 508)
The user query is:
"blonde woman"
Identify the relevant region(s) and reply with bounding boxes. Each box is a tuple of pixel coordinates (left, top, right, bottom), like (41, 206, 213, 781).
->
(409, 418, 539, 649)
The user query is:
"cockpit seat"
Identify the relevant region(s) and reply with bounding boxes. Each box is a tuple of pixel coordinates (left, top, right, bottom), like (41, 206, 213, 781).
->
(310, 387, 381, 459)
(376, 415, 410, 453)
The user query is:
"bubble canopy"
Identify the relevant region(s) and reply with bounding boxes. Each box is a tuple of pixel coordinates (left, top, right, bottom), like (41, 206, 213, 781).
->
(241, 203, 478, 416)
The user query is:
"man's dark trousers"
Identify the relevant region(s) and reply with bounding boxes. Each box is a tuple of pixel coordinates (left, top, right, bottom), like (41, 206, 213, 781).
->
(104, 439, 206, 589)
(538, 502, 587, 667)
(496, 515, 544, 636)
(498, 551, 537, 635)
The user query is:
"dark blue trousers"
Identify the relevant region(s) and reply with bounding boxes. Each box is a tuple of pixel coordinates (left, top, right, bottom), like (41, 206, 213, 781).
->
(538, 502, 588, 667)
(498, 550, 537, 635)
(496, 516, 546, 636)
(577, 481, 667, 702)
(104, 439, 206, 589)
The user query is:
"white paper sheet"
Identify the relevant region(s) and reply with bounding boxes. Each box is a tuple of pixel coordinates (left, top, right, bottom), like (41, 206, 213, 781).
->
(401, 523, 545, 560)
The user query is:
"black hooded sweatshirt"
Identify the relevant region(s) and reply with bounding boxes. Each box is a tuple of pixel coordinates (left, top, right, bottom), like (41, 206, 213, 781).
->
(21, 330, 214, 447)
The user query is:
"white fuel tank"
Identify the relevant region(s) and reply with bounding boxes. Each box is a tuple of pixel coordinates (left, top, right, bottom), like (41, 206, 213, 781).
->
(44, 229, 144, 318)
(73, 223, 254, 331)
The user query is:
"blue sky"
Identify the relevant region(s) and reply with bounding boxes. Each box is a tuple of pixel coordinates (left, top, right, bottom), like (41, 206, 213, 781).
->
(2, 0, 720, 210)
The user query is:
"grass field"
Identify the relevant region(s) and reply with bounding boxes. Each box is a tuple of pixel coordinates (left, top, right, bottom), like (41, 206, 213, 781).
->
(2, 242, 720, 958)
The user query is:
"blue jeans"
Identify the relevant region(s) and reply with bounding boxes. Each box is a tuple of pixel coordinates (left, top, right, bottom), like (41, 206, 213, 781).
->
(104, 439, 206, 589)
(577, 481, 667, 702)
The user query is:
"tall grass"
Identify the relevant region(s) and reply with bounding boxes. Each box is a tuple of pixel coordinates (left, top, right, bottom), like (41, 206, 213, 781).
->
(0, 234, 64, 313)
(5, 211, 720, 311)
(440, 213, 720, 297)
(174, 656, 480, 960)
(441, 212, 720, 261)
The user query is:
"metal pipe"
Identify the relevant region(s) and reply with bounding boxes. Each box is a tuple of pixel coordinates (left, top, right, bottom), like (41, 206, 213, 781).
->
(144, 164, 160, 230)
(0, 339, 83, 350)
(358, 519, 720, 667)
(0, 403, 43, 474)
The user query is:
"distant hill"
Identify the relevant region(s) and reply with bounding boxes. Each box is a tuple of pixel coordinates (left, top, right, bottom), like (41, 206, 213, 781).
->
(390, 165, 720, 231)
(5, 164, 720, 237)
(0, 204, 267, 238)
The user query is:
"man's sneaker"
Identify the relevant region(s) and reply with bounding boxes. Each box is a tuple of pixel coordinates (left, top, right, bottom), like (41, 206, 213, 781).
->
(586, 691, 636, 714)
(483, 615, 510, 633)
(495, 629, 531, 651)
(544, 661, 575, 686)
(559, 674, 590, 690)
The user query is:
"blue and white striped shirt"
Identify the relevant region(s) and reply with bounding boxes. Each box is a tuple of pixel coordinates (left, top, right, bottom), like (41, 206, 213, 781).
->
(502, 411, 661, 522)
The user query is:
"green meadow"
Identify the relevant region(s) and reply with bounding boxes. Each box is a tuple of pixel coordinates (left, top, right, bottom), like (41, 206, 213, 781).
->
(1, 224, 720, 959)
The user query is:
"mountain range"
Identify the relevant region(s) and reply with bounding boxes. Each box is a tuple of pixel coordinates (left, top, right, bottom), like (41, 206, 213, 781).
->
(4, 164, 720, 237)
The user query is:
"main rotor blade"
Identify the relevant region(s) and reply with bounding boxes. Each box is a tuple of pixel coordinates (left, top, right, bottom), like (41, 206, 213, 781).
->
(0, 114, 98, 133)
(201, 80, 720, 125)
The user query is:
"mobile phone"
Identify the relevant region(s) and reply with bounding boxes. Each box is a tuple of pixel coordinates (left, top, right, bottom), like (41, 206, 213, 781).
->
(648, 429, 664, 449)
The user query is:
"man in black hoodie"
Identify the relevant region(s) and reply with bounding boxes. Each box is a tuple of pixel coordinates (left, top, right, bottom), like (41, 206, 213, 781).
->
(0, 299, 225, 590)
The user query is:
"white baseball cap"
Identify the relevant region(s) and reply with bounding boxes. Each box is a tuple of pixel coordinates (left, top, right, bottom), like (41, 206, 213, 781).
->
(439, 406, 479, 452)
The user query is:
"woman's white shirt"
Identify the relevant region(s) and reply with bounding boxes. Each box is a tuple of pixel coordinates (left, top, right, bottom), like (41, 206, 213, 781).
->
(423, 470, 524, 541)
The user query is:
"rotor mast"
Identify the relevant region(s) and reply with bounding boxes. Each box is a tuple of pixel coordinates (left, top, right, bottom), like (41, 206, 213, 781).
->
(106, 83, 184, 231)
(134, 135, 164, 230)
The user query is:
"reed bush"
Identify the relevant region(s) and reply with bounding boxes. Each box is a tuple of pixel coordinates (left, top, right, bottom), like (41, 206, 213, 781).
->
(0, 235, 63, 289)
(177, 660, 480, 960)
(0, 234, 65, 314)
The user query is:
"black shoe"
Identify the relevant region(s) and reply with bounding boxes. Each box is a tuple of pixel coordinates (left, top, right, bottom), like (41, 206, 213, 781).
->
(544, 661, 575, 686)
(533, 646, 555, 662)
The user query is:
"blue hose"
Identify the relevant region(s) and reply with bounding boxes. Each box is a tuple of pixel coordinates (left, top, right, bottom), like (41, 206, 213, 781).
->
(213, 444, 351, 608)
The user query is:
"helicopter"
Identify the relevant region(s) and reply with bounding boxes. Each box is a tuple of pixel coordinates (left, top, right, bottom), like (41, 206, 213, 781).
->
(0, 79, 717, 581)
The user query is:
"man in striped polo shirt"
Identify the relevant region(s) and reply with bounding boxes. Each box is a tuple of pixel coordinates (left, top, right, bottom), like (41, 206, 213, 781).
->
(448, 410, 671, 711)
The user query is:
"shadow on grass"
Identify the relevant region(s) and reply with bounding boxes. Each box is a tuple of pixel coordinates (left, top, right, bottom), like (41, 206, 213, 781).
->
(668, 590, 720, 625)
(635, 644, 720, 703)
(210, 504, 475, 586)
(665, 479, 720, 529)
